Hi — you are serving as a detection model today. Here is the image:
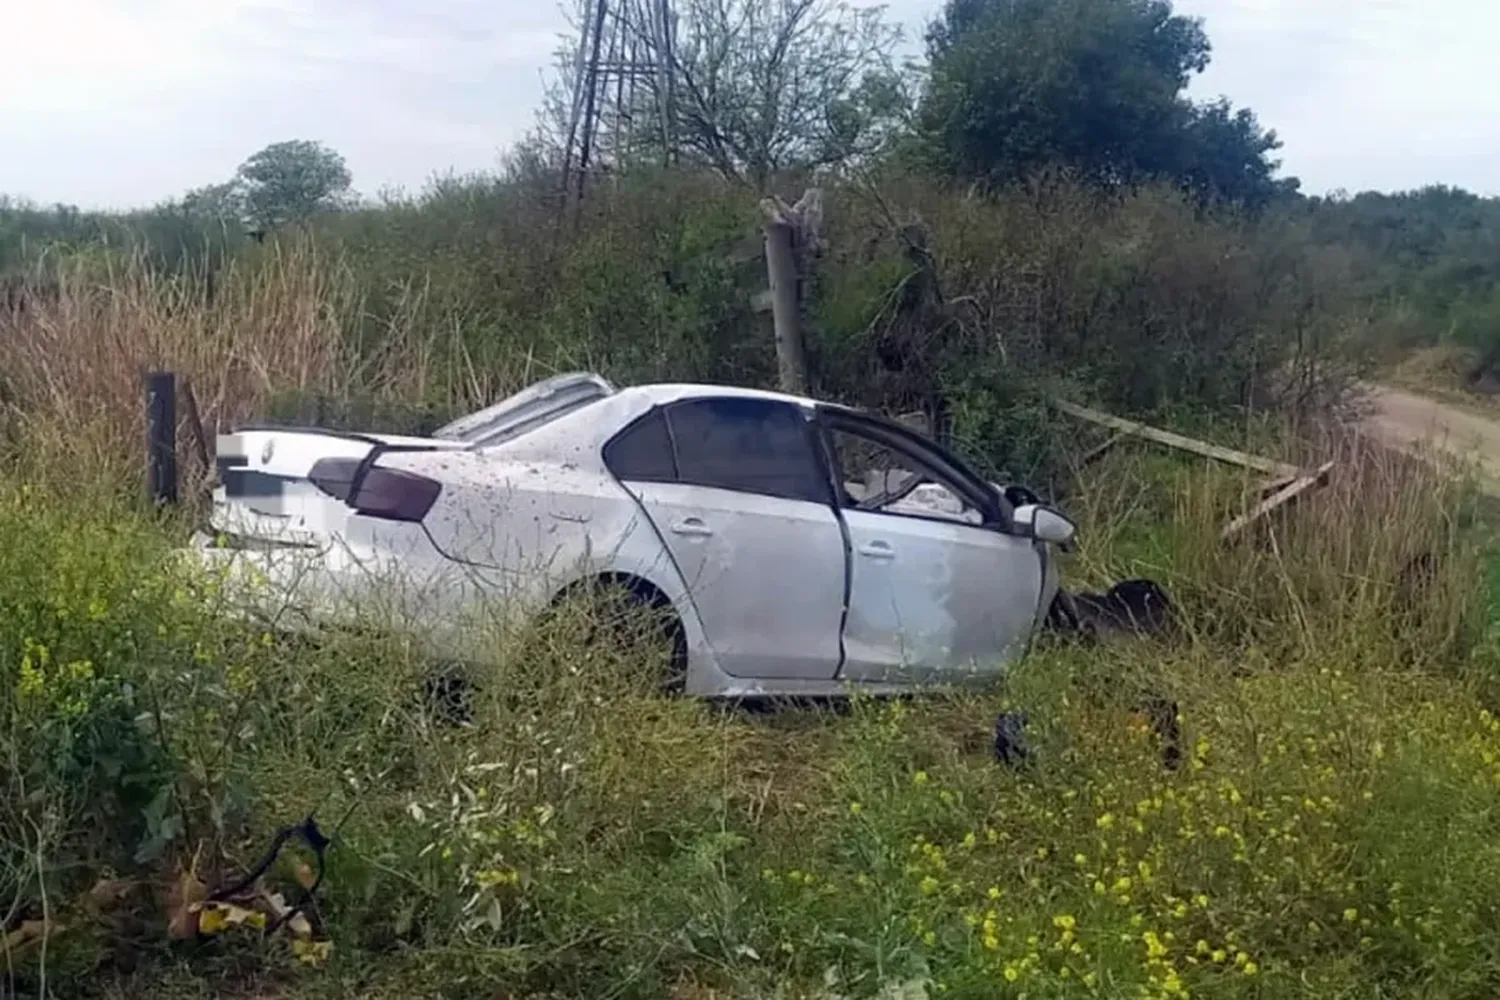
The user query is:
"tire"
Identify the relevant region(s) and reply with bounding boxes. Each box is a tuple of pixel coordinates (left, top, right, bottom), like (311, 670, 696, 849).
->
(550, 577, 688, 695)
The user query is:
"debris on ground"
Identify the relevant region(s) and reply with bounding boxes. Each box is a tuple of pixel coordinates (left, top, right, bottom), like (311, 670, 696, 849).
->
(987, 692, 1181, 773)
(158, 816, 334, 964)
(1046, 578, 1177, 642)
(1008, 579, 1184, 773)
(992, 710, 1031, 767)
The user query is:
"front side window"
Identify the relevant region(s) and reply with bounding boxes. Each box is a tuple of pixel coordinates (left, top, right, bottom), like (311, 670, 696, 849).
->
(666, 398, 829, 504)
(824, 420, 993, 526)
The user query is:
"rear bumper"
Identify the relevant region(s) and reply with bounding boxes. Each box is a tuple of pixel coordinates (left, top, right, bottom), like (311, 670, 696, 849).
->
(186, 530, 555, 669)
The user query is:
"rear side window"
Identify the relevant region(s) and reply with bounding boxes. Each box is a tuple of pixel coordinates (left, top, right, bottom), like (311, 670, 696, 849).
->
(603, 408, 677, 482)
(666, 398, 829, 504)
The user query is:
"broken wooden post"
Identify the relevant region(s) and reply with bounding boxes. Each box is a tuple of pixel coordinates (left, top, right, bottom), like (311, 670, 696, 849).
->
(181, 376, 211, 481)
(763, 217, 806, 394)
(1050, 398, 1299, 480)
(145, 370, 179, 507)
(1049, 396, 1335, 542)
(1220, 461, 1335, 541)
(760, 189, 824, 396)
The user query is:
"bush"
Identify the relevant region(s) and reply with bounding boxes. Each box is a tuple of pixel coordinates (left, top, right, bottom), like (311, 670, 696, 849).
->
(1, 488, 185, 887)
(1, 171, 1376, 499)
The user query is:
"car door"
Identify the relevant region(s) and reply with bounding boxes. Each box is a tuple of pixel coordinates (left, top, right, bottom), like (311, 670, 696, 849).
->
(602, 396, 848, 681)
(817, 410, 1045, 685)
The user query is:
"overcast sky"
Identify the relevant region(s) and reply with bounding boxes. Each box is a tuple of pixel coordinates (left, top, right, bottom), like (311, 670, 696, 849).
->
(2, 0, 1496, 209)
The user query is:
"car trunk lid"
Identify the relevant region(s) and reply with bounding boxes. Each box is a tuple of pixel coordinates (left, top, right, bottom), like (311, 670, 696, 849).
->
(211, 428, 467, 548)
(209, 371, 613, 548)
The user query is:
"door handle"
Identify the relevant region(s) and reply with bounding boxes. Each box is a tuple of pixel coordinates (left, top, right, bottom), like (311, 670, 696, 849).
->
(670, 517, 713, 537)
(857, 540, 896, 560)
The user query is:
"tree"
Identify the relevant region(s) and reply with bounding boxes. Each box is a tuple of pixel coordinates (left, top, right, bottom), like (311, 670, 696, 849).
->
(179, 181, 246, 225)
(542, 0, 908, 188)
(918, 0, 1294, 207)
(670, 0, 906, 186)
(235, 140, 353, 231)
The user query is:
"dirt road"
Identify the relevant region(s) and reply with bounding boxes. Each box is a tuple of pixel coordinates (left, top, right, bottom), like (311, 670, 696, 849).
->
(1362, 385, 1500, 493)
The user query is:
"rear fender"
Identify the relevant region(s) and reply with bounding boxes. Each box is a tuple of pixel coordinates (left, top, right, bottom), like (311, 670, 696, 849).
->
(396, 454, 720, 681)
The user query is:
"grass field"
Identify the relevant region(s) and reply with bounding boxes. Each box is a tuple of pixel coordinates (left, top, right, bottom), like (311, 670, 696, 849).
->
(5, 420, 1500, 1000)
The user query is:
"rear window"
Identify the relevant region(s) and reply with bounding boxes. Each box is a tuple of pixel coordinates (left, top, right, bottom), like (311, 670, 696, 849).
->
(436, 372, 614, 445)
(450, 395, 604, 446)
(602, 409, 677, 482)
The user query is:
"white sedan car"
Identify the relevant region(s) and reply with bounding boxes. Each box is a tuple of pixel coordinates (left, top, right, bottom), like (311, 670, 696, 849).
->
(197, 372, 1076, 698)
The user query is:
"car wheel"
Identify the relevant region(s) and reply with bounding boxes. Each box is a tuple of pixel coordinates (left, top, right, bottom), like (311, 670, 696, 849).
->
(554, 578, 688, 695)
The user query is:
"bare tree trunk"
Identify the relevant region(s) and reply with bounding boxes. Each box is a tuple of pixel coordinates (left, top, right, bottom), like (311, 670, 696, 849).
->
(763, 217, 807, 394)
(761, 189, 823, 395)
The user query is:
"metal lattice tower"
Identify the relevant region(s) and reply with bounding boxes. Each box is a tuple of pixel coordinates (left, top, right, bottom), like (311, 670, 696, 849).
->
(560, 0, 678, 205)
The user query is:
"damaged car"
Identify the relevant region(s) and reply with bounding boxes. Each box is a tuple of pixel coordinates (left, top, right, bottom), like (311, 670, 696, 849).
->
(193, 372, 1079, 698)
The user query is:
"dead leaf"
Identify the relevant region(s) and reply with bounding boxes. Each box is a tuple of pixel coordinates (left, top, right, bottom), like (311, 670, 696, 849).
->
(1, 919, 58, 958)
(290, 937, 332, 966)
(195, 901, 266, 936)
(87, 878, 139, 912)
(196, 904, 226, 936)
(166, 870, 208, 940)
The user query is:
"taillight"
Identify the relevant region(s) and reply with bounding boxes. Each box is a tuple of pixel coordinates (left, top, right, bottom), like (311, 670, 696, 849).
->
(309, 457, 360, 502)
(308, 458, 441, 522)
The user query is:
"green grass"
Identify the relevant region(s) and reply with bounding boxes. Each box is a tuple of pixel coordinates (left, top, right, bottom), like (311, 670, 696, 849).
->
(4, 150, 1496, 1000)
(5, 421, 1500, 1000)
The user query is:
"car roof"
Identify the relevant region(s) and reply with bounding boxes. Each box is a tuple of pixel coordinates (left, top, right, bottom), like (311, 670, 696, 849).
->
(483, 380, 864, 463)
(619, 382, 836, 410)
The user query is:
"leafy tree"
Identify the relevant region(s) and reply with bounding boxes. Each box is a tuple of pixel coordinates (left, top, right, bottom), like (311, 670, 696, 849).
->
(235, 140, 353, 231)
(1176, 100, 1297, 207)
(1302, 185, 1500, 376)
(918, 0, 1294, 206)
(179, 181, 247, 225)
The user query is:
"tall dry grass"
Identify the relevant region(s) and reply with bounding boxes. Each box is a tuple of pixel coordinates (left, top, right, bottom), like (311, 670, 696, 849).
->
(0, 240, 508, 491)
(1063, 419, 1486, 670)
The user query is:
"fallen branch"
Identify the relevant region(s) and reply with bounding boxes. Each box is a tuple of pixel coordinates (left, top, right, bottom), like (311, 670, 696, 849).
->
(1077, 431, 1128, 468)
(1051, 398, 1298, 479)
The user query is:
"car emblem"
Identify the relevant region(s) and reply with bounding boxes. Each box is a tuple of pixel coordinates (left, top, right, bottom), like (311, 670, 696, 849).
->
(261, 438, 275, 464)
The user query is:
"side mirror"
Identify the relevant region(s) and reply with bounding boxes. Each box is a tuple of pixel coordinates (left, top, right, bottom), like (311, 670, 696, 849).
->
(1013, 504, 1076, 546)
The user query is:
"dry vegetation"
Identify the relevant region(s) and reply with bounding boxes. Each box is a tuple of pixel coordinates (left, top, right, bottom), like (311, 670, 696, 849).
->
(2, 177, 1499, 1000)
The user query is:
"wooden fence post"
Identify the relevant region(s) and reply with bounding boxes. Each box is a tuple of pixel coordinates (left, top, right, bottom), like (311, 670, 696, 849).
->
(145, 370, 178, 507)
(180, 376, 212, 485)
